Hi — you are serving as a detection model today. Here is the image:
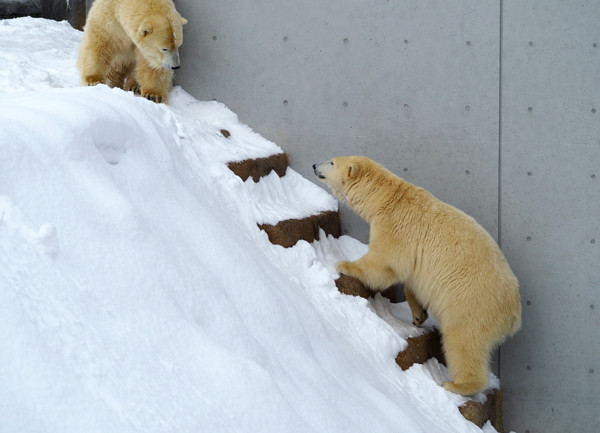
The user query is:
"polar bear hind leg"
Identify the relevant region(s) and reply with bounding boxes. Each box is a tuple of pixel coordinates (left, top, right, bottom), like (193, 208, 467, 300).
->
(404, 285, 428, 326)
(441, 325, 492, 395)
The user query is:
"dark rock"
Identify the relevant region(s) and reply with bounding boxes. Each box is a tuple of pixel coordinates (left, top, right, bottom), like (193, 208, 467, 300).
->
(1, 0, 42, 18)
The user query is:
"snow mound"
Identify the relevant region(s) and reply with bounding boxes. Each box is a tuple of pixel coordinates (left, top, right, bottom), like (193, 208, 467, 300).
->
(0, 17, 499, 433)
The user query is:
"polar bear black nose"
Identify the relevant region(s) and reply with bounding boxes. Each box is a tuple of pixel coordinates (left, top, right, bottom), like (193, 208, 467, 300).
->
(171, 65, 180, 70)
(313, 164, 326, 179)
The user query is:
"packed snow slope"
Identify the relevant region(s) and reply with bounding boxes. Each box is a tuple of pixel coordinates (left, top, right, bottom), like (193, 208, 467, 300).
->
(0, 18, 499, 433)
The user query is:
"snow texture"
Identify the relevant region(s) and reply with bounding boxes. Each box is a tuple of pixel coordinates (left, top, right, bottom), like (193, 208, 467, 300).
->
(0, 17, 504, 433)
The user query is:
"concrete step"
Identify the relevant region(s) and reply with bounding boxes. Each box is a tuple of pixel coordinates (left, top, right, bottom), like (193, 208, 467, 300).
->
(460, 389, 504, 432)
(335, 273, 397, 303)
(227, 153, 504, 432)
(395, 330, 445, 370)
(228, 152, 339, 247)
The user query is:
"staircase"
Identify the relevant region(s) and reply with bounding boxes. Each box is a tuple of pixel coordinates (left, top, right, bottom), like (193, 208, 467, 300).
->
(227, 149, 504, 432)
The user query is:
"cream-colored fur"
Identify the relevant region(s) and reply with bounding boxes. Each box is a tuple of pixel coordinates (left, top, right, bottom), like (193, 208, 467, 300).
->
(313, 156, 521, 395)
(78, 0, 187, 103)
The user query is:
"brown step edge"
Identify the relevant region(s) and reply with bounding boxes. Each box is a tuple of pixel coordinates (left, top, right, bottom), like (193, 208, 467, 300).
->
(258, 210, 341, 248)
(395, 330, 445, 370)
(227, 152, 289, 182)
(459, 388, 504, 432)
(335, 274, 396, 303)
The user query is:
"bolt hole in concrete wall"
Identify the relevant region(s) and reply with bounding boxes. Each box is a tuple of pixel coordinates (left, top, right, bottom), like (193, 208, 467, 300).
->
(176, 1, 600, 432)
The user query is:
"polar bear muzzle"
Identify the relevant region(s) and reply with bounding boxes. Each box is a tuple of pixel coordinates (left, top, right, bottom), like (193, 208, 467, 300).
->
(163, 49, 181, 70)
(313, 160, 334, 179)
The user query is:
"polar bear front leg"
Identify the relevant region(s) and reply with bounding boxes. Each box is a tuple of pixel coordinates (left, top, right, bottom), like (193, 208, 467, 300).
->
(78, 42, 111, 86)
(134, 61, 173, 104)
(336, 253, 398, 291)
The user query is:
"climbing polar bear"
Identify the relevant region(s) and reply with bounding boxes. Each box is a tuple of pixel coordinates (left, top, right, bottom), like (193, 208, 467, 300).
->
(313, 156, 521, 396)
(78, 0, 187, 103)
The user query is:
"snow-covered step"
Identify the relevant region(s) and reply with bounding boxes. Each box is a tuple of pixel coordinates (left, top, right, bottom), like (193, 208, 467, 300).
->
(243, 168, 337, 222)
(332, 259, 504, 430)
(336, 273, 445, 371)
(228, 153, 341, 247)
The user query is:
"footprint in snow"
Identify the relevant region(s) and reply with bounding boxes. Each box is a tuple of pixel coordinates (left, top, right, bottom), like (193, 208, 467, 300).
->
(95, 142, 126, 165)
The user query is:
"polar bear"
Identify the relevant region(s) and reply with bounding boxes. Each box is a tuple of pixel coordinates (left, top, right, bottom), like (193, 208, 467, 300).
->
(313, 156, 521, 395)
(78, 0, 187, 103)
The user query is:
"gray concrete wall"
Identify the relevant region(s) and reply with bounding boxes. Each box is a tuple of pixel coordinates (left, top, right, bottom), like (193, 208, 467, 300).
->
(176, 0, 501, 244)
(173, 1, 599, 432)
(499, 1, 600, 431)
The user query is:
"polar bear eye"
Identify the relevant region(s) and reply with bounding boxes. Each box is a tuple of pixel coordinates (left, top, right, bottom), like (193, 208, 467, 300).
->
(330, 161, 334, 166)
(161, 48, 169, 52)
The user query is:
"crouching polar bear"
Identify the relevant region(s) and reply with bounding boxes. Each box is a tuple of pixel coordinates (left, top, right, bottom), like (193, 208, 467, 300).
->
(313, 156, 521, 395)
(78, 0, 187, 103)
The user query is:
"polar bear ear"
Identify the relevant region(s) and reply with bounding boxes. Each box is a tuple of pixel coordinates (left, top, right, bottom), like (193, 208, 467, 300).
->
(347, 164, 359, 178)
(178, 13, 188, 25)
(139, 21, 153, 37)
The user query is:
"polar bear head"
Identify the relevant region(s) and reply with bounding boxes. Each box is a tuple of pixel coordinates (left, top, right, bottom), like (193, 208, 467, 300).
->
(135, 12, 188, 70)
(313, 155, 372, 183)
(313, 156, 401, 220)
(313, 156, 374, 200)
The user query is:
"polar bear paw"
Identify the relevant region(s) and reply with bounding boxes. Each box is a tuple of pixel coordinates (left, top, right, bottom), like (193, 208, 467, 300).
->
(336, 260, 357, 277)
(125, 81, 141, 95)
(142, 89, 167, 104)
(443, 379, 487, 396)
(412, 308, 429, 327)
(83, 75, 104, 86)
